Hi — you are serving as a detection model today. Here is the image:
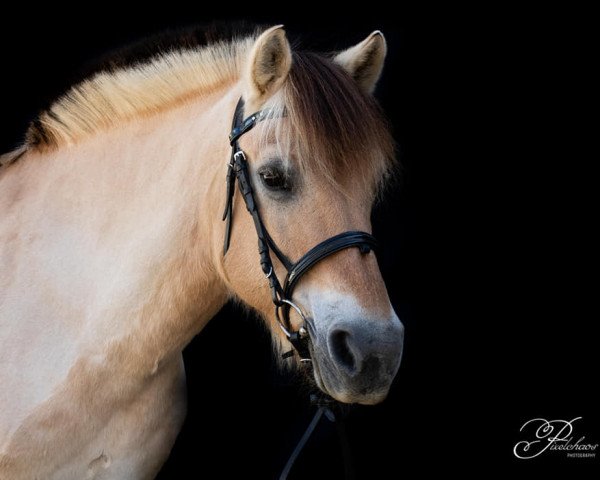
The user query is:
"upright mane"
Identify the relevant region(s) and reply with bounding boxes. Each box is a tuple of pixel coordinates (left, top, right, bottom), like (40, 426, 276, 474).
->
(23, 31, 258, 151)
(1, 24, 394, 190)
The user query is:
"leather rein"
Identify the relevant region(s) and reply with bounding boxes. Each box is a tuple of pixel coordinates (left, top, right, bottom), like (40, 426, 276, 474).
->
(222, 98, 378, 362)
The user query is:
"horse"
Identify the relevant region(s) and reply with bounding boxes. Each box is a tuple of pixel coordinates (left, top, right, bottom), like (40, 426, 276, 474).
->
(0, 24, 404, 479)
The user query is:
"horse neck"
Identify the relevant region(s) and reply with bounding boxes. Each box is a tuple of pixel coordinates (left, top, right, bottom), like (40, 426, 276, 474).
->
(2, 86, 237, 362)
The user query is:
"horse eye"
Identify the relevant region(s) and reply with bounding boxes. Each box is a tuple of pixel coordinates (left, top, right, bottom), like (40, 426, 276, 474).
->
(259, 168, 290, 191)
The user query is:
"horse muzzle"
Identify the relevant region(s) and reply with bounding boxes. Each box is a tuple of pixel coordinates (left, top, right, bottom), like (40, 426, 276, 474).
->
(310, 312, 404, 405)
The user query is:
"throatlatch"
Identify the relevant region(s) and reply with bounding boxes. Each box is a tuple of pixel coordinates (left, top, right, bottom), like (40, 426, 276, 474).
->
(222, 98, 378, 362)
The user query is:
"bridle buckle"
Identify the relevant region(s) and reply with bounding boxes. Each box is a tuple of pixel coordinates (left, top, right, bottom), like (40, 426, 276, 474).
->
(233, 150, 246, 163)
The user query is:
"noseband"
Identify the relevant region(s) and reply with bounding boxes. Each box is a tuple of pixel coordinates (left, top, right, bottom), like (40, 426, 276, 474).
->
(222, 98, 378, 362)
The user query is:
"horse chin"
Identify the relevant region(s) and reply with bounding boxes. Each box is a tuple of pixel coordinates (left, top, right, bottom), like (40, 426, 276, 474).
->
(309, 355, 391, 405)
(310, 359, 331, 397)
(310, 360, 358, 404)
(317, 374, 389, 405)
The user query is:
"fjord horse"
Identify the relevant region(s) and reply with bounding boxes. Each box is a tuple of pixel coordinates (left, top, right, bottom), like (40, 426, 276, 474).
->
(0, 25, 404, 479)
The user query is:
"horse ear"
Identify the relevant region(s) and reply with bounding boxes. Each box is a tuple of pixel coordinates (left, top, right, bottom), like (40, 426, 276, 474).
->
(334, 31, 387, 94)
(244, 25, 292, 109)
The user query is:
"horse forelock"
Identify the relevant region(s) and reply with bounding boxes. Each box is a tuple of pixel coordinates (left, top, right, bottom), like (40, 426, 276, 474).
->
(256, 50, 395, 194)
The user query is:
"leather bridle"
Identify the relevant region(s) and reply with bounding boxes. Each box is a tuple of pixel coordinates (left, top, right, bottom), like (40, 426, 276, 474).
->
(222, 98, 378, 362)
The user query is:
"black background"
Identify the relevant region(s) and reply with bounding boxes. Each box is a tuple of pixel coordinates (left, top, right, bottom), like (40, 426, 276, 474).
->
(1, 4, 597, 477)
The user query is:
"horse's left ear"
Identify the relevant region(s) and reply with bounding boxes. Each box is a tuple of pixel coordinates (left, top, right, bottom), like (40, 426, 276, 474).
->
(334, 31, 387, 94)
(244, 25, 292, 110)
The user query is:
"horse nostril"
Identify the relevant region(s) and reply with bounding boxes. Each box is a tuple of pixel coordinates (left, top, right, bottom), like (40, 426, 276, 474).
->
(330, 329, 358, 375)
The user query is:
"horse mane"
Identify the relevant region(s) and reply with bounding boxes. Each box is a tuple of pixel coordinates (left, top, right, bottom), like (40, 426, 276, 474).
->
(15, 24, 260, 154)
(0, 23, 395, 191)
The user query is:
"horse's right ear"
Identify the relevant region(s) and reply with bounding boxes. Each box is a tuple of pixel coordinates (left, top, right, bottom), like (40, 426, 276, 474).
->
(244, 25, 292, 110)
(334, 31, 387, 94)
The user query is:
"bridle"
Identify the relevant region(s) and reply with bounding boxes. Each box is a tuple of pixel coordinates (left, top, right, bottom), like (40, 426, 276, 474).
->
(222, 98, 378, 362)
(222, 97, 372, 479)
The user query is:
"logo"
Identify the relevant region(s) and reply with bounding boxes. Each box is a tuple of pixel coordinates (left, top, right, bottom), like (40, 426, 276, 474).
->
(513, 417, 598, 459)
